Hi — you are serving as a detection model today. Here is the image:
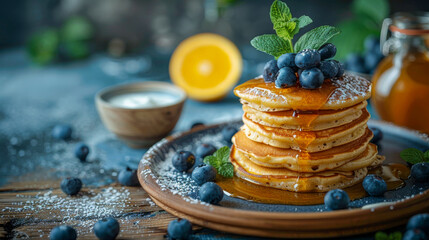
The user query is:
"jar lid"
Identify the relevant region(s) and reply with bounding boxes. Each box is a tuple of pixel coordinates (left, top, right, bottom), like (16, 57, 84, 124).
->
(390, 12, 429, 35)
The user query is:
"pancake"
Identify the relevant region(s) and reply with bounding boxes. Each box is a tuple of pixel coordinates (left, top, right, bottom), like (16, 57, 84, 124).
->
(232, 129, 375, 172)
(243, 101, 367, 131)
(234, 74, 371, 111)
(242, 109, 370, 152)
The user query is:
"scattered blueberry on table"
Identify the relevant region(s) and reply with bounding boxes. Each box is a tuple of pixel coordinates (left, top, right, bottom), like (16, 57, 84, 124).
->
(411, 163, 429, 182)
(117, 167, 139, 186)
(50, 225, 77, 240)
(199, 182, 224, 205)
(362, 174, 387, 196)
(60, 177, 82, 195)
(407, 213, 429, 235)
(195, 143, 217, 158)
(172, 151, 196, 172)
(263, 59, 279, 83)
(93, 217, 120, 240)
(324, 189, 350, 210)
(192, 165, 217, 185)
(74, 142, 90, 162)
(167, 219, 192, 240)
(52, 124, 73, 140)
(221, 126, 238, 143)
(403, 229, 427, 240)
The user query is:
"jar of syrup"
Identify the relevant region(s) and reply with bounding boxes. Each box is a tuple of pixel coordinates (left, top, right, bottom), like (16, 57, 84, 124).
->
(372, 12, 429, 134)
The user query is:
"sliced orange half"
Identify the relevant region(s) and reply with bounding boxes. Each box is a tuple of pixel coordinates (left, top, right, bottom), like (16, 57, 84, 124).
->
(169, 33, 242, 102)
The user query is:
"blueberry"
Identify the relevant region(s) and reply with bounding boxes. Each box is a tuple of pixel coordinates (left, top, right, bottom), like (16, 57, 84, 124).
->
(52, 124, 72, 140)
(364, 36, 380, 52)
(403, 229, 427, 240)
(275, 67, 297, 88)
(167, 219, 192, 240)
(93, 217, 120, 240)
(299, 68, 324, 89)
(334, 60, 345, 77)
(411, 163, 429, 182)
(318, 43, 337, 60)
(364, 52, 383, 74)
(277, 53, 297, 70)
(295, 49, 321, 69)
(345, 53, 367, 73)
(319, 60, 339, 79)
(74, 142, 89, 162)
(190, 122, 204, 129)
(324, 189, 350, 210)
(362, 174, 387, 196)
(199, 182, 224, 204)
(369, 127, 383, 144)
(407, 214, 429, 234)
(172, 151, 195, 172)
(118, 167, 139, 186)
(50, 225, 77, 240)
(60, 177, 82, 195)
(195, 143, 217, 158)
(263, 60, 279, 83)
(192, 165, 217, 185)
(222, 126, 238, 143)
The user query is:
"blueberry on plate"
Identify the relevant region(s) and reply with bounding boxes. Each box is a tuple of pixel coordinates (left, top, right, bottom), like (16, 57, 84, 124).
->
(319, 60, 339, 79)
(403, 229, 427, 240)
(318, 43, 337, 60)
(411, 163, 429, 182)
(333, 60, 345, 77)
(275, 67, 297, 88)
(93, 217, 120, 240)
(263, 60, 279, 83)
(299, 68, 324, 89)
(52, 124, 73, 140)
(369, 127, 383, 144)
(60, 177, 82, 195)
(345, 53, 367, 73)
(74, 142, 90, 162)
(172, 151, 196, 172)
(407, 213, 429, 234)
(167, 219, 192, 240)
(192, 165, 217, 185)
(190, 122, 204, 129)
(199, 182, 224, 204)
(277, 53, 297, 70)
(324, 189, 350, 210)
(295, 49, 321, 69)
(362, 174, 387, 196)
(118, 167, 139, 186)
(195, 143, 217, 158)
(50, 225, 77, 240)
(222, 126, 238, 143)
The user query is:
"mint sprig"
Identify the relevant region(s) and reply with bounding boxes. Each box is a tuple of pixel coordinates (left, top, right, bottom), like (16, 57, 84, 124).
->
(400, 148, 429, 164)
(203, 146, 234, 178)
(375, 231, 402, 240)
(250, 0, 340, 58)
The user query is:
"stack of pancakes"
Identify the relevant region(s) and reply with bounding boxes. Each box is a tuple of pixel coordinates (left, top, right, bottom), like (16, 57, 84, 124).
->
(231, 73, 382, 192)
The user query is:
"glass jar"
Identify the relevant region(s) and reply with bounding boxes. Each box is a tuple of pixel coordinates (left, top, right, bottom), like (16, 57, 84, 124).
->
(372, 12, 429, 134)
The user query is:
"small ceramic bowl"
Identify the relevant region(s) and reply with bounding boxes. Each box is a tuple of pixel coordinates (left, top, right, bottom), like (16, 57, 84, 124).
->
(95, 81, 186, 148)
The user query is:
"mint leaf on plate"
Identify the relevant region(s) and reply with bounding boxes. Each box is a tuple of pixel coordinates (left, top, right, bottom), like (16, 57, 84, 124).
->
(294, 25, 341, 52)
(251, 34, 292, 58)
(214, 146, 230, 162)
(204, 146, 233, 178)
(400, 148, 425, 164)
(204, 155, 221, 168)
(218, 162, 234, 178)
(424, 150, 429, 162)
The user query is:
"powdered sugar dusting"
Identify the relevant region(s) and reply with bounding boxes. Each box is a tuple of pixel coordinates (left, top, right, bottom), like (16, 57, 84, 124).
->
(329, 74, 371, 104)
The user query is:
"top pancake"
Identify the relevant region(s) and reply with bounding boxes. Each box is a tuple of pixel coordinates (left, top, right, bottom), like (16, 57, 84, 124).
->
(234, 73, 371, 111)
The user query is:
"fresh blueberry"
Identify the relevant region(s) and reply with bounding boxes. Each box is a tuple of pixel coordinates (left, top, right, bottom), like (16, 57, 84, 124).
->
(118, 167, 139, 186)
(319, 60, 339, 79)
(52, 124, 72, 140)
(334, 60, 345, 77)
(167, 219, 192, 240)
(403, 229, 427, 240)
(364, 52, 383, 74)
(364, 36, 380, 52)
(60, 177, 82, 195)
(74, 142, 89, 162)
(172, 151, 196, 172)
(190, 122, 204, 129)
(50, 225, 77, 240)
(299, 68, 324, 89)
(192, 165, 217, 185)
(407, 213, 429, 234)
(195, 143, 217, 158)
(199, 182, 224, 204)
(369, 127, 383, 144)
(222, 126, 238, 143)
(275, 67, 297, 88)
(318, 43, 337, 60)
(362, 174, 387, 196)
(277, 53, 297, 70)
(93, 217, 120, 240)
(345, 53, 367, 73)
(324, 189, 350, 210)
(411, 163, 429, 182)
(263, 60, 279, 83)
(295, 49, 321, 69)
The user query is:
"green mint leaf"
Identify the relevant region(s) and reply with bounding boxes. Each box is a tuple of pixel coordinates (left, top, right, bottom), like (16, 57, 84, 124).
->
(270, 0, 292, 30)
(353, 0, 389, 25)
(204, 155, 221, 168)
(218, 162, 234, 178)
(374, 231, 388, 240)
(26, 29, 59, 65)
(214, 146, 230, 163)
(294, 25, 341, 52)
(297, 15, 313, 29)
(400, 148, 425, 164)
(389, 231, 402, 240)
(251, 34, 292, 58)
(275, 21, 297, 40)
(424, 150, 429, 162)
